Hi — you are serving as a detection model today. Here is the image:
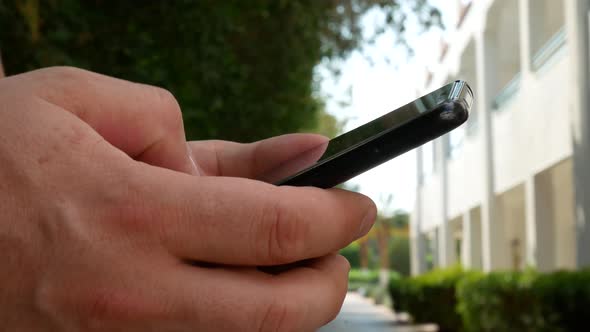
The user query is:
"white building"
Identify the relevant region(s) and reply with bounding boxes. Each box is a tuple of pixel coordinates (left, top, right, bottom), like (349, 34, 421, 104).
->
(411, 0, 590, 274)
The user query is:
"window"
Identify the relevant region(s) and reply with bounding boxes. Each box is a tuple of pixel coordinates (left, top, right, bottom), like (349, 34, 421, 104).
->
(485, 0, 522, 110)
(529, 0, 566, 70)
(458, 40, 478, 136)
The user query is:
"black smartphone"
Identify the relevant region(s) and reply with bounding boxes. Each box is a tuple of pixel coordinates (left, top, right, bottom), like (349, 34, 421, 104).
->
(258, 80, 473, 189)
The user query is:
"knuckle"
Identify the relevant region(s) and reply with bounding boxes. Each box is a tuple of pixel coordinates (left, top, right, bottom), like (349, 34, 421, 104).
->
(148, 86, 183, 132)
(258, 299, 303, 332)
(44, 66, 88, 80)
(41, 66, 91, 94)
(32, 66, 92, 118)
(257, 199, 308, 264)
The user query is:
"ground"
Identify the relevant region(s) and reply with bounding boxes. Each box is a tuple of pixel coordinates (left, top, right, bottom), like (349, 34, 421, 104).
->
(320, 292, 437, 332)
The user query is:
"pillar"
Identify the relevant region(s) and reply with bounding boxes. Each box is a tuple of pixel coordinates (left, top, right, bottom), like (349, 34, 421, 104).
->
(411, 148, 427, 275)
(565, 0, 590, 268)
(437, 137, 455, 267)
(524, 176, 555, 271)
(476, 28, 505, 271)
(462, 209, 482, 269)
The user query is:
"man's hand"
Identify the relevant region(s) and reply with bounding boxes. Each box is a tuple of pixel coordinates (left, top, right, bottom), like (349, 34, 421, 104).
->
(0, 67, 376, 331)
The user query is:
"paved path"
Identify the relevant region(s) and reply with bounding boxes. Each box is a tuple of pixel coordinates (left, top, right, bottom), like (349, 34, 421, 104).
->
(319, 292, 437, 332)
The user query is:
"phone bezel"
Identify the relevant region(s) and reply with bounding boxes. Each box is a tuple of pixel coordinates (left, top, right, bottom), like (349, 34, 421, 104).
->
(273, 80, 473, 188)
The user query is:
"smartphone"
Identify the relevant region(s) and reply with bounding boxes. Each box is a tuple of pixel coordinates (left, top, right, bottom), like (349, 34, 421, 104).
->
(259, 80, 473, 189)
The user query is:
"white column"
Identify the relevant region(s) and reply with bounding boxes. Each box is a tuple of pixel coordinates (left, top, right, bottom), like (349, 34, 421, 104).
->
(518, 0, 532, 79)
(411, 147, 426, 275)
(524, 176, 555, 271)
(431, 228, 440, 269)
(461, 210, 482, 269)
(476, 29, 505, 271)
(461, 211, 472, 268)
(437, 137, 455, 267)
(565, 0, 590, 268)
(410, 232, 426, 276)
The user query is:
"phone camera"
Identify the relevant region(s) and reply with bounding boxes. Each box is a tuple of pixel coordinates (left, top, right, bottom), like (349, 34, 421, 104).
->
(439, 110, 457, 121)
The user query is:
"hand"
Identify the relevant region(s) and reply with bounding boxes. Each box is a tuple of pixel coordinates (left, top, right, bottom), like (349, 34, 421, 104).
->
(0, 67, 376, 331)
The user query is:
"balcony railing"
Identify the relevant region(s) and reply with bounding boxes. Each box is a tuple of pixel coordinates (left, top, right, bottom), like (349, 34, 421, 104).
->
(532, 27, 567, 71)
(492, 72, 521, 111)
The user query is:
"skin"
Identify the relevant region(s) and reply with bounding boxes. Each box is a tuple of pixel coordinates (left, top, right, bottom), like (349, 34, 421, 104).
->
(0, 67, 376, 331)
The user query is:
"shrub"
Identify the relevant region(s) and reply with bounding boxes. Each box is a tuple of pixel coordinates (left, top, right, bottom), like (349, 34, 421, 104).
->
(389, 265, 470, 332)
(534, 269, 590, 331)
(390, 267, 590, 332)
(457, 270, 544, 332)
(348, 269, 379, 292)
(457, 269, 590, 332)
(340, 243, 361, 269)
(349, 269, 380, 284)
(389, 236, 411, 276)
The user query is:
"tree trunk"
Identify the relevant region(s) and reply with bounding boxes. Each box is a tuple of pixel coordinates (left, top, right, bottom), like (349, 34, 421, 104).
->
(377, 223, 390, 287)
(359, 237, 369, 271)
(377, 223, 390, 270)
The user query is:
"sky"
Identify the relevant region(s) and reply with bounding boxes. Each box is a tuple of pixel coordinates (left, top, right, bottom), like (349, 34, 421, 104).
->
(319, 1, 455, 214)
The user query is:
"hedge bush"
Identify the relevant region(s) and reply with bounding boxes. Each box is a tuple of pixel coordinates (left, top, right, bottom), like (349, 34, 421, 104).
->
(457, 270, 543, 332)
(349, 269, 380, 284)
(389, 265, 470, 332)
(387, 267, 590, 331)
(348, 269, 379, 292)
(457, 269, 590, 332)
(340, 243, 361, 269)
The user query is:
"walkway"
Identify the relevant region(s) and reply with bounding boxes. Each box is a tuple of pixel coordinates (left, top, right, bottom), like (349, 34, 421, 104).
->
(320, 292, 437, 332)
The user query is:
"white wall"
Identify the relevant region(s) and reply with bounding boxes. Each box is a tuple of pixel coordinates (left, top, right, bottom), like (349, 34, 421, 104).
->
(446, 133, 485, 218)
(492, 56, 572, 193)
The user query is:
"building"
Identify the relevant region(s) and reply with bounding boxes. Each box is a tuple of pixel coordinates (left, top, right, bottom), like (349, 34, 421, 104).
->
(411, 0, 590, 274)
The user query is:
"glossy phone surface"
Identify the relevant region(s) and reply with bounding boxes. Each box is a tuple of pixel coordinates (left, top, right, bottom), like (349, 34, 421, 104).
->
(260, 80, 473, 188)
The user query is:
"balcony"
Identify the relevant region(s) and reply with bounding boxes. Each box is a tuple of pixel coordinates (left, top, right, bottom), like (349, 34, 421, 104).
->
(492, 72, 521, 111)
(532, 27, 567, 72)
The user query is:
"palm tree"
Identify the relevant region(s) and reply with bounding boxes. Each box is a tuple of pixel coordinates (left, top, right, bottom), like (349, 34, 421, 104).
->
(358, 235, 370, 272)
(375, 194, 394, 286)
(375, 215, 392, 286)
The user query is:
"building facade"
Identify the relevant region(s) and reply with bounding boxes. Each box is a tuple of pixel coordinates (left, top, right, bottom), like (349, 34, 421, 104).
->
(411, 0, 590, 274)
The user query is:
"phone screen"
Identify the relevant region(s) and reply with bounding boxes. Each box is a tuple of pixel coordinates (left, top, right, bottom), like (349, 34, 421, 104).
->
(259, 81, 471, 185)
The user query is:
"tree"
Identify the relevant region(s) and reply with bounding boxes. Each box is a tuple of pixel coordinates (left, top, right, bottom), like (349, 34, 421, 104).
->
(0, 0, 440, 142)
(389, 211, 410, 276)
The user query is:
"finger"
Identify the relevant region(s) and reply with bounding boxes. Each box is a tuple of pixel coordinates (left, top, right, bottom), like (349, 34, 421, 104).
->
(125, 166, 377, 266)
(22, 66, 198, 175)
(167, 254, 350, 331)
(188, 133, 328, 178)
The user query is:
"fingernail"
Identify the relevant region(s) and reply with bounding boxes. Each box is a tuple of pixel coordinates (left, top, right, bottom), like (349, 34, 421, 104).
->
(358, 209, 376, 237)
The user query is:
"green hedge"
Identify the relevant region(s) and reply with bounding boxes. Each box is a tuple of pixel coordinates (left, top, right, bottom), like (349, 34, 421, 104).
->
(340, 237, 410, 275)
(389, 268, 590, 332)
(340, 243, 361, 269)
(347, 269, 379, 292)
(457, 269, 590, 332)
(389, 265, 470, 332)
(349, 269, 380, 284)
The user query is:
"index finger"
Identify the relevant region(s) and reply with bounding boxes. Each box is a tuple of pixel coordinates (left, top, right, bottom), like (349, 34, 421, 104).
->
(121, 164, 377, 266)
(188, 133, 328, 178)
(16, 66, 197, 174)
